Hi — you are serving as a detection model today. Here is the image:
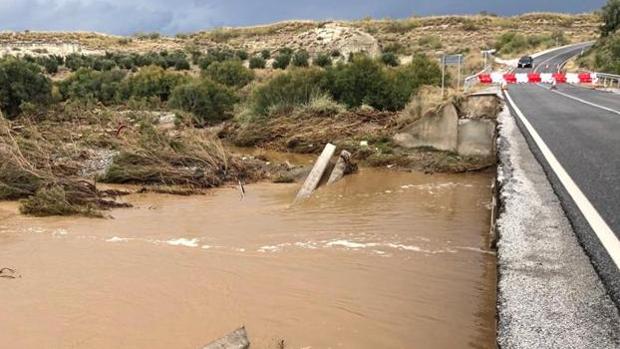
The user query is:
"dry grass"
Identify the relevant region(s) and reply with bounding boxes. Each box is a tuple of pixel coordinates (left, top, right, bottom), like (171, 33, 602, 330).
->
(0, 113, 128, 216)
(396, 86, 461, 127)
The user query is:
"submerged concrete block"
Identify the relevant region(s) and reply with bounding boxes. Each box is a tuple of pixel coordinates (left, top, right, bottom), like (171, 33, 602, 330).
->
(392, 103, 458, 152)
(457, 119, 496, 157)
(202, 327, 250, 349)
(295, 143, 337, 200)
(327, 150, 352, 185)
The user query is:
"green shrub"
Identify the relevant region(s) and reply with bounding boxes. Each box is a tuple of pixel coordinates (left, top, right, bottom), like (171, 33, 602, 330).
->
(0, 58, 52, 118)
(59, 68, 126, 104)
(169, 79, 238, 125)
(326, 54, 441, 111)
(314, 53, 332, 67)
(198, 49, 235, 69)
(236, 50, 249, 60)
(36, 56, 59, 74)
(204, 60, 254, 88)
(418, 35, 443, 49)
(326, 56, 388, 109)
(249, 56, 266, 69)
(120, 65, 188, 102)
(272, 53, 291, 69)
(381, 52, 400, 66)
(601, 0, 620, 37)
(92, 58, 117, 71)
(291, 50, 310, 67)
(251, 67, 327, 115)
(260, 49, 271, 59)
(590, 31, 620, 73)
(383, 42, 405, 54)
(65, 53, 93, 71)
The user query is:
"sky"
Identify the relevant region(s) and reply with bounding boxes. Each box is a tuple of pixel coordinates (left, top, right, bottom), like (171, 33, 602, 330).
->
(0, 0, 608, 35)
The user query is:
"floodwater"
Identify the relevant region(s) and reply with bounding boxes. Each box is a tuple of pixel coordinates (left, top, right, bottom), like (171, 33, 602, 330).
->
(0, 166, 496, 349)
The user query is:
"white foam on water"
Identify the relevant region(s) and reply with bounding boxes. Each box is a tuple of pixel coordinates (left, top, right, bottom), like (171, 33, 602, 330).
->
(106, 236, 133, 242)
(165, 238, 199, 247)
(52, 229, 69, 237)
(258, 245, 285, 253)
(325, 240, 369, 249)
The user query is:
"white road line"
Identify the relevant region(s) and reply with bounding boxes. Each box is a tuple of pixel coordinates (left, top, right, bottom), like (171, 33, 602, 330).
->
(504, 91, 620, 269)
(535, 84, 620, 116)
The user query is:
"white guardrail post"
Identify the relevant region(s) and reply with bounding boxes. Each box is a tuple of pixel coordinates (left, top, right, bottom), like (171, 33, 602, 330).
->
(595, 72, 620, 89)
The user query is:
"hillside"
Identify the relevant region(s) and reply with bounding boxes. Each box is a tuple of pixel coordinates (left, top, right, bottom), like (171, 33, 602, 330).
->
(0, 12, 601, 76)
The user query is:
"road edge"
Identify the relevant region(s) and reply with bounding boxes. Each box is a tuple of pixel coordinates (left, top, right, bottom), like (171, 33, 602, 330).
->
(494, 88, 620, 348)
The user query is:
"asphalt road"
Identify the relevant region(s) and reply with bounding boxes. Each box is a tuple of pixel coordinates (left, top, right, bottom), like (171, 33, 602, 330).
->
(505, 44, 620, 305)
(513, 42, 592, 74)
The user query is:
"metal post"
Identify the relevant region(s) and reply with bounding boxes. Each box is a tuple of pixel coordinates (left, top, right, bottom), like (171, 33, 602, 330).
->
(457, 59, 461, 91)
(441, 57, 445, 98)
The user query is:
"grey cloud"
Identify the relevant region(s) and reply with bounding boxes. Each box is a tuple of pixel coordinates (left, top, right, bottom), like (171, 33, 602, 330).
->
(0, 0, 608, 35)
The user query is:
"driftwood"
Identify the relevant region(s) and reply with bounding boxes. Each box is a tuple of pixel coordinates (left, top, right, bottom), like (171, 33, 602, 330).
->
(202, 327, 250, 349)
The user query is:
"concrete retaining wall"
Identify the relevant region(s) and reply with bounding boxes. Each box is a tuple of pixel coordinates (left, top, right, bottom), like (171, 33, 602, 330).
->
(393, 94, 499, 158)
(393, 103, 458, 152)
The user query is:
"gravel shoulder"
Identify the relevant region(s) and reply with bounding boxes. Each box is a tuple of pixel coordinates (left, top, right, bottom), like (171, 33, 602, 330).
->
(496, 95, 620, 348)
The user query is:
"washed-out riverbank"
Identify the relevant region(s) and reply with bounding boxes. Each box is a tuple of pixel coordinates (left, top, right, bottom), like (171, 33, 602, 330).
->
(0, 167, 496, 348)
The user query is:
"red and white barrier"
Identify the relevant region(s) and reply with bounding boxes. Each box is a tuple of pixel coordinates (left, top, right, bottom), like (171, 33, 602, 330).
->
(477, 72, 597, 85)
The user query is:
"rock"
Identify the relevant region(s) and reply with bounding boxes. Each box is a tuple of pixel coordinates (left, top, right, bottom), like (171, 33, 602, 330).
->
(392, 103, 459, 152)
(202, 327, 250, 349)
(297, 24, 380, 58)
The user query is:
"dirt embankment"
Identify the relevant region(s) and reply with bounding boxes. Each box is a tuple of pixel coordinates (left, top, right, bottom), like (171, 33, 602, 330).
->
(222, 88, 500, 174)
(0, 107, 302, 217)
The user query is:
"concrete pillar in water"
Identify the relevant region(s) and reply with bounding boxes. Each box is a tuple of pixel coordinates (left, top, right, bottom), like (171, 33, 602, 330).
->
(327, 150, 352, 185)
(295, 143, 337, 201)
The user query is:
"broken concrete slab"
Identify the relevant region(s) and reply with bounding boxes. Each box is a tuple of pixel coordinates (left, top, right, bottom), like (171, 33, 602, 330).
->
(295, 143, 336, 201)
(392, 103, 458, 152)
(202, 327, 250, 349)
(327, 150, 352, 185)
(460, 94, 502, 120)
(457, 119, 496, 157)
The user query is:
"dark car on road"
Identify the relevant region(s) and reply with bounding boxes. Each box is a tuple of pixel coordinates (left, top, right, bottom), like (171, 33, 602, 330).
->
(517, 55, 533, 68)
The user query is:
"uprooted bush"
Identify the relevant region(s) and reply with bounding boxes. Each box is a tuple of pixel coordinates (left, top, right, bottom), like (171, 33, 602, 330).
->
(0, 115, 128, 216)
(99, 123, 237, 187)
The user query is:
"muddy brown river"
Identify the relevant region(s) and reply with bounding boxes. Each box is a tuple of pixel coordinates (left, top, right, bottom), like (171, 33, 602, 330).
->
(0, 167, 496, 349)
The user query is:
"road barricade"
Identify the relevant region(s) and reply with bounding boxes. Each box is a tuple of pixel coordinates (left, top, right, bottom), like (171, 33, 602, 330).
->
(566, 73, 580, 84)
(503, 73, 517, 84)
(478, 73, 492, 84)
(527, 73, 541, 83)
(552, 73, 567, 83)
(578, 72, 593, 83)
(540, 73, 554, 84)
